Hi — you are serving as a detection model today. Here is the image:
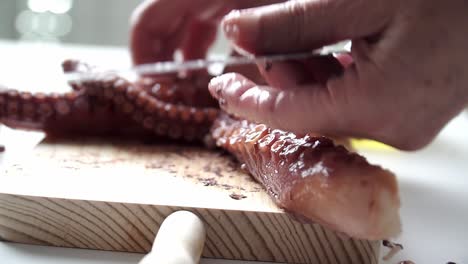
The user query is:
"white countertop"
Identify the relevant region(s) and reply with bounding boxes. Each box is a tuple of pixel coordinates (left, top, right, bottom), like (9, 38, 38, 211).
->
(1, 41, 468, 264)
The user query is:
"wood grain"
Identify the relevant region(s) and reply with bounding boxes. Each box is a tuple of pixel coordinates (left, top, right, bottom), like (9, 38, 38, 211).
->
(0, 138, 380, 263)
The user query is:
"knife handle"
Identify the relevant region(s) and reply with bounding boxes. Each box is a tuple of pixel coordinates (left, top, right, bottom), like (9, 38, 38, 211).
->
(139, 211, 206, 264)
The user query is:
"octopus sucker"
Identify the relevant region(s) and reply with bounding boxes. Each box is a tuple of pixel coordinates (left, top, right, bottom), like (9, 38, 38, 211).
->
(73, 96, 90, 112)
(168, 124, 183, 139)
(0, 96, 5, 117)
(55, 99, 71, 116)
(112, 94, 126, 105)
(37, 101, 54, 118)
(131, 111, 144, 123)
(120, 100, 133, 112)
(179, 106, 191, 122)
(155, 122, 169, 136)
(165, 104, 178, 119)
(6, 99, 20, 118)
(135, 91, 148, 107)
(22, 102, 36, 121)
(103, 87, 115, 99)
(0, 60, 402, 240)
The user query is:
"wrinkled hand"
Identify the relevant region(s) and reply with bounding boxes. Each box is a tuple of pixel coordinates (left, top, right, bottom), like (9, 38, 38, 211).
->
(208, 0, 468, 150)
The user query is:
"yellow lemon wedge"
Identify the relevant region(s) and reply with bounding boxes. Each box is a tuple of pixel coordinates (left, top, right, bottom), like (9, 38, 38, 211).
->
(351, 139, 396, 152)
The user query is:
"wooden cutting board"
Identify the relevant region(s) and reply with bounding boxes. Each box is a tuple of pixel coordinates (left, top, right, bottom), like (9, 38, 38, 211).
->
(0, 138, 380, 263)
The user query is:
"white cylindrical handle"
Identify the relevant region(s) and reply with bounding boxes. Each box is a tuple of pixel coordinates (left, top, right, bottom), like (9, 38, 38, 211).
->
(139, 210, 206, 264)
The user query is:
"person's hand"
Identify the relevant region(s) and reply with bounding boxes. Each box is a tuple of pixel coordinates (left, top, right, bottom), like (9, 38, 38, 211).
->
(208, 0, 468, 150)
(130, 0, 282, 65)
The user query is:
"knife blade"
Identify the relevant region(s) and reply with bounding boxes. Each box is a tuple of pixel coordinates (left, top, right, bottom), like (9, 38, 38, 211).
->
(64, 47, 347, 81)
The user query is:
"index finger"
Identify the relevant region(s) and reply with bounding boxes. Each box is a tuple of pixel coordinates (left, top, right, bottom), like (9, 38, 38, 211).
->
(130, 0, 230, 65)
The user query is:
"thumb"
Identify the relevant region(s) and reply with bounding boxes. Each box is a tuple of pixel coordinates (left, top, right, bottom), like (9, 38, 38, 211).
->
(222, 0, 397, 54)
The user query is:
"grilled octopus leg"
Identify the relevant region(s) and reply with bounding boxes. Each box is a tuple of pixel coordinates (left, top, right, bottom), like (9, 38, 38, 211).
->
(211, 113, 401, 240)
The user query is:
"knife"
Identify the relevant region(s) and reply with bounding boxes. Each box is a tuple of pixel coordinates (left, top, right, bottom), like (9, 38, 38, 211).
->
(64, 46, 348, 81)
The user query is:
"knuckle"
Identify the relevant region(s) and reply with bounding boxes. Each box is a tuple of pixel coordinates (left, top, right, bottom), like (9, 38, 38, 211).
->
(284, 1, 310, 46)
(267, 89, 283, 115)
(258, 88, 283, 128)
(256, 10, 275, 51)
(267, 90, 297, 131)
(256, 1, 311, 51)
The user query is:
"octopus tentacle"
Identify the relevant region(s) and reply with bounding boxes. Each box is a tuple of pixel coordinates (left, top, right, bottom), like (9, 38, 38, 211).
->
(62, 59, 217, 108)
(71, 74, 219, 141)
(136, 76, 218, 108)
(210, 113, 401, 240)
(0, 60, 219, 141)
(0, 86, 147, 136)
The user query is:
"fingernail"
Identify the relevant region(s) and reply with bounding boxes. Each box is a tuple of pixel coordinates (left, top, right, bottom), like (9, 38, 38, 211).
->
(224, 23, 240, 41)
(223, 8, 263, 55)
(223, 13, 253, 56)
(208, 76, 223, 98)
(209, 76, 229, 109)
(222, 11, 241, 41)
(231, 43, 253, 57)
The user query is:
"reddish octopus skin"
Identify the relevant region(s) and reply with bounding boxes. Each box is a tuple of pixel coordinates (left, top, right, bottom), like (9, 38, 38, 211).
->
(70, 73, 219, 141)
(64, 60, 218, 108)
(0, 87, 145, 137)
(0, 60, 401, 240)
(136, 76, 218, 108)
(0, 60, 219, 141)
(211, 113, 401, 240)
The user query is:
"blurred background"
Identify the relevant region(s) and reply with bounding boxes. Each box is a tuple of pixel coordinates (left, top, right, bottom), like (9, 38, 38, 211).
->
(0, 0, 146, 91)
(0, 0, 232, 91)
(0, 0, 138, 46)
